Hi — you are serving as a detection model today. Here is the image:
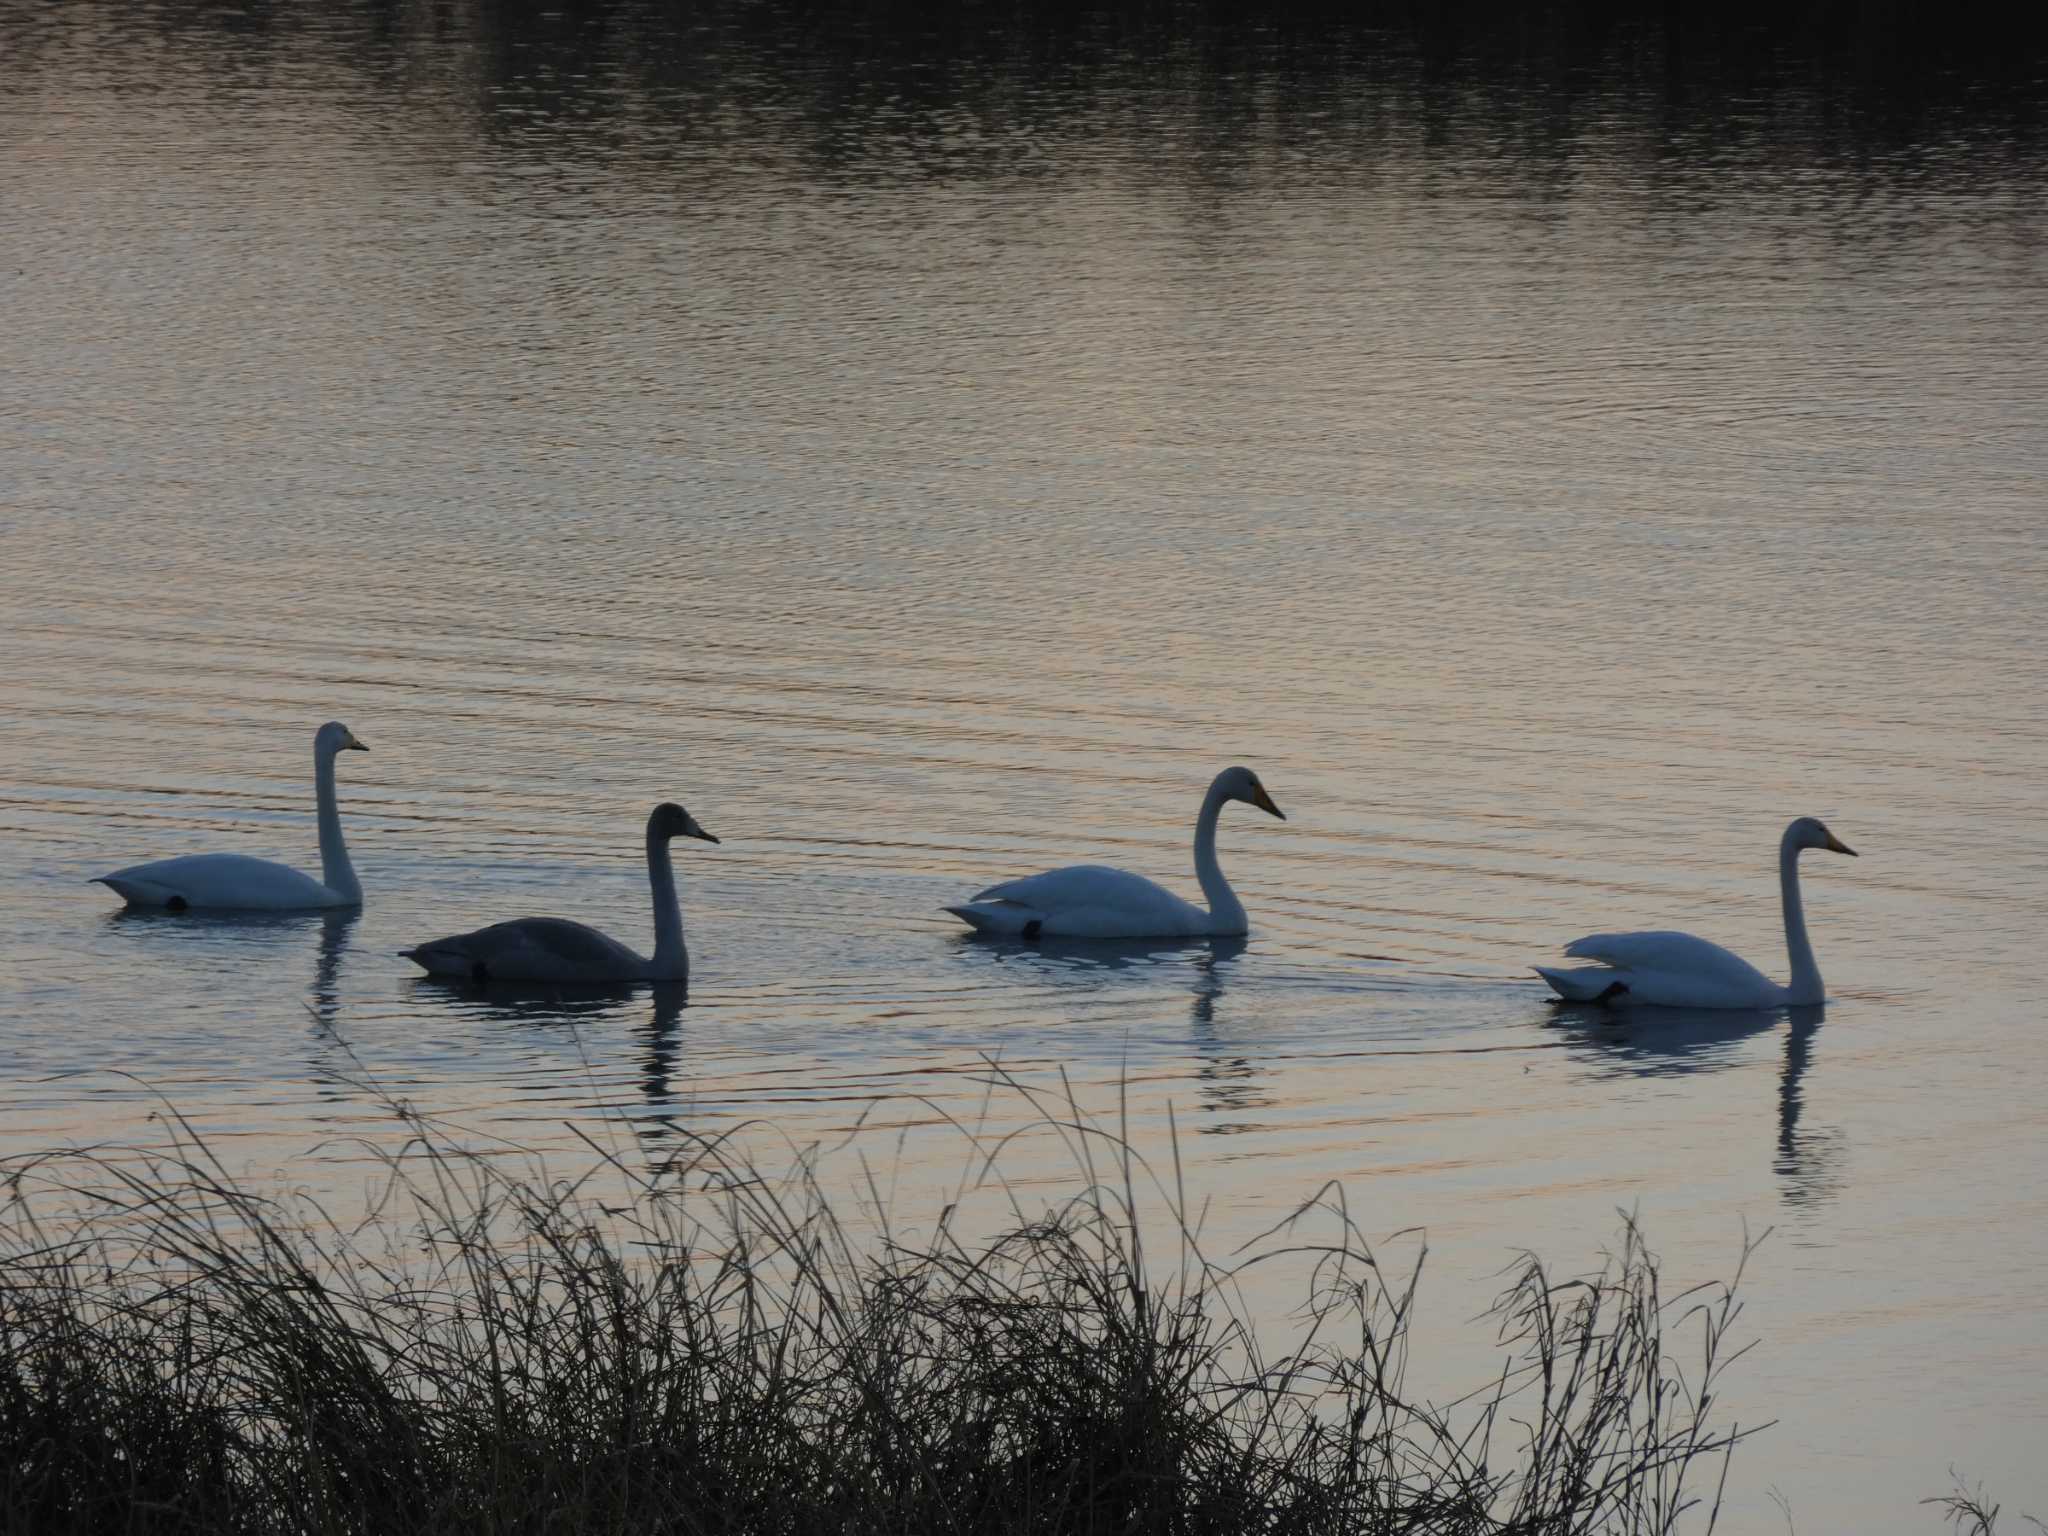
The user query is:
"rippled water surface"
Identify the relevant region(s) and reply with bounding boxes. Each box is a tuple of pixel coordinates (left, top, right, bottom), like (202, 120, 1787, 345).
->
(3, 4, 2046, 1526)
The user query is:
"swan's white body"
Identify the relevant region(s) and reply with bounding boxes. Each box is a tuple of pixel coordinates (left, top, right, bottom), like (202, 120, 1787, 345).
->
(1537, 931, 1786, 1010)
(95, 722, 368, 911)
(97, 854, 354, 912)
(1535, 818, 1857, 1010)
(403, 803, 715, 984)
(946, 767, 1284, 940)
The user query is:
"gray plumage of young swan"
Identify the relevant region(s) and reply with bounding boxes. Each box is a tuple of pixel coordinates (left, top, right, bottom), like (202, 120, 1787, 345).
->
(403, 802, 719, 984)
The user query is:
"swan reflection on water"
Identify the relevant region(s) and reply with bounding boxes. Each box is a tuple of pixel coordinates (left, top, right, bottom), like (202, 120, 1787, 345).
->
(1544, 999, 1785, 1076)
(1771, 1007, 1843, 1211)
(1181, 938, 1272, 1133)
(948, 931, 1249, 984)
(309, 909, 357, 1029)
(948, 933, 1268, 1131)
(406, 978, 689, 1142)
(1546, 1001, 1843, 1208)
(104, 905, 365, 1096)
(106, 902, 361, 1027)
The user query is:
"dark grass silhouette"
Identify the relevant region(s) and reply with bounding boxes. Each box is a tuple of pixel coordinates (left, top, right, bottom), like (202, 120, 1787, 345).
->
(1922, 1475, 2046, 1536)
(0, 1066, 1766, 1535)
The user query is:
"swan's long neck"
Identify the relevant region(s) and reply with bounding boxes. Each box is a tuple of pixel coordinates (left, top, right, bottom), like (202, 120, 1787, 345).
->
(314, 746, 360, 903)
(1193, 779, 1246, 936)
(1779, 831, 1821, 1005)
(646, 830, 688, 980)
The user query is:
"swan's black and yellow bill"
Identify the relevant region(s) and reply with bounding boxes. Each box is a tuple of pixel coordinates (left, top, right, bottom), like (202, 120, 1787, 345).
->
(1250, 783, 1285, 820)
(690, 826, 721, 845)
(1825, 831, 1856, 856)
(345, 732, 368, 752)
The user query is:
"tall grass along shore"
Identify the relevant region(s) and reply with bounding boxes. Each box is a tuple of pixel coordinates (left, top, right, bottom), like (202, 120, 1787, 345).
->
(1, 1070, 1765, 1535)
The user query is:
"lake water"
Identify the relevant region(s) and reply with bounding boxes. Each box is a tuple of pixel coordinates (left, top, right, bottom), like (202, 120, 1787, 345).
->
(2, 3, 2045, 1527)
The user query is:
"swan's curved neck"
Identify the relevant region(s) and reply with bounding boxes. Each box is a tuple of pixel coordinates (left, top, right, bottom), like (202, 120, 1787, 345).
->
(1779, 831, 1822, 1005)
(646, 830, 688, 980)
(314, 746, 360, 902)
(1193, 779, 1246, 936)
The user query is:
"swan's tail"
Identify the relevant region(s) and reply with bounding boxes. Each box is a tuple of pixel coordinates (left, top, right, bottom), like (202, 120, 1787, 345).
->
(1534, 965, 1630, 1003)
(93, 875, 171, 908)
(945, 902, 1043, 938)
(401, 943, 473, 977)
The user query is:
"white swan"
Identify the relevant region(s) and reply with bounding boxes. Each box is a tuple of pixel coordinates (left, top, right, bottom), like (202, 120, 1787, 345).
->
(95, 721, 369, 910)
(402, 802, 718, 984)
(1534, 817, 1858, 1009)
(946, 766, 1285, 940)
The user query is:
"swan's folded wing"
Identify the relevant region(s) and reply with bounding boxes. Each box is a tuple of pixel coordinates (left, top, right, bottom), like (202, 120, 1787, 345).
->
(407, 918, 633, 972)
(502, 919, 639, 967)
(971, 865, 1178, 911)
(1562, 930, 1771, 986)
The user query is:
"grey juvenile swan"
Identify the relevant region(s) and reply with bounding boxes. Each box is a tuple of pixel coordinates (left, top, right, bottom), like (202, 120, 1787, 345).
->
(403, 802, 719, 984)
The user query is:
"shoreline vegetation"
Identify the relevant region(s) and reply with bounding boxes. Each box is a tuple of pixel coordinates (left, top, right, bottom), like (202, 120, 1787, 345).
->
(0, 1068, 1998, 1534)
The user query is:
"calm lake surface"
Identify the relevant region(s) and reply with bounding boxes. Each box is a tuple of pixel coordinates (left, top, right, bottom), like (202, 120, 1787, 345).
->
(2, 3, 2045, 1526)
